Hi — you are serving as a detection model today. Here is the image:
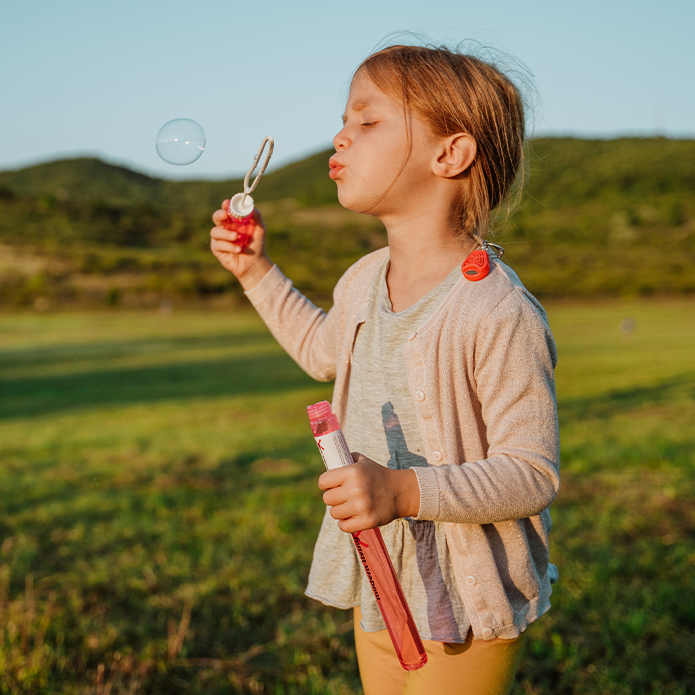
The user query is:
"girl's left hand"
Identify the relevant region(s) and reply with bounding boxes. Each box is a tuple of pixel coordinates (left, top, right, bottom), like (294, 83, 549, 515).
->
(318, 454, 420, 533)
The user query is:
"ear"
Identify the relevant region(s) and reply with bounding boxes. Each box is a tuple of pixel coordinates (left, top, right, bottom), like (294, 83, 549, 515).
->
(433, 133, 477, 178)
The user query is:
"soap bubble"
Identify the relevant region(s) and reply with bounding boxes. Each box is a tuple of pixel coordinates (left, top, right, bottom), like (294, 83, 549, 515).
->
(155, 118, 205, 165)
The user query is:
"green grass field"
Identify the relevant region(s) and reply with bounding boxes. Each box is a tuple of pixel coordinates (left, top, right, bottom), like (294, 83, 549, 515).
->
(1, 301, 694, 694)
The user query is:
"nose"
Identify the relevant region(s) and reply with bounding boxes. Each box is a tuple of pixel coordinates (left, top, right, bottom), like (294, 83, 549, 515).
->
(333, 125, 349, 151)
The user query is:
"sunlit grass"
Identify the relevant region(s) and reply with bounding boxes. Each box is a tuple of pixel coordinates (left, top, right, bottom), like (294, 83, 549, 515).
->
(0, 301, 694, 693)
(519, 299, 695, 694)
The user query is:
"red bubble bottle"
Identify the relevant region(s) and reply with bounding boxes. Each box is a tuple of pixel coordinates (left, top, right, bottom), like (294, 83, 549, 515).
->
(307, 400, 428, 671)
(223, 136, 274, 248)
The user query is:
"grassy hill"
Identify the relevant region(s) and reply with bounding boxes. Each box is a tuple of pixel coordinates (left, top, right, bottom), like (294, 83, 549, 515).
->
(0, 148, 335, 214)
(0, 138, 693, 308)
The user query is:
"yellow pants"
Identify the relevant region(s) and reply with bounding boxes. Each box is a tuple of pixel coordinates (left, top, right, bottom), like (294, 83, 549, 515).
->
(354, 607, 525, 695)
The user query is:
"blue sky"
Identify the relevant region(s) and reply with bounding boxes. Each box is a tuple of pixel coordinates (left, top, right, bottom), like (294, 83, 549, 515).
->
(2, 0, 693, 181)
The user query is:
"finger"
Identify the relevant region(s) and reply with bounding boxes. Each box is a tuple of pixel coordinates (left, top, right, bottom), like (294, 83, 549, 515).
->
(318, 468, 346, 491)
(328, 500, 357, 521)
(322, 486, 351, 508)
(338, 517, 370, 534)
(211, 238, 242, 254)
(338, 516, 379, 533)
(351, 452, 379, 468)
(212, 208, 230, 225)
(210, 226, 240, 242)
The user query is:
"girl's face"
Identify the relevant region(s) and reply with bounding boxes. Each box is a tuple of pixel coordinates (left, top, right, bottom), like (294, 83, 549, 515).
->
(330, 71, 438, 218)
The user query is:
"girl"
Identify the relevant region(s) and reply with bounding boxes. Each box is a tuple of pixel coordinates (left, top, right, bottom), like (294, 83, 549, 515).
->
(210, 44, 559, 695)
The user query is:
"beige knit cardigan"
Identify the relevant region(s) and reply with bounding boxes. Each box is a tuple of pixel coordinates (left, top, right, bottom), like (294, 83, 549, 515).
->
(245, 247, 560, 640)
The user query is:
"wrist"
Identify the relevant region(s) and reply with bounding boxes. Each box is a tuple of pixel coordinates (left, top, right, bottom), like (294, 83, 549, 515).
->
(238, 256, 274, 292)
(394, 468, 420, 519)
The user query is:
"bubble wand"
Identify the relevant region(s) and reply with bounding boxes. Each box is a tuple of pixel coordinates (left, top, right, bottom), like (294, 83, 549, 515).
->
(224, 136, 274, 248)
(307, 401, 428, 671)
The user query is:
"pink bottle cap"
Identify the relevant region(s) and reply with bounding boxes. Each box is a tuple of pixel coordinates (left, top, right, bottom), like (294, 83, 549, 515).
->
(307, 401, 332, 422)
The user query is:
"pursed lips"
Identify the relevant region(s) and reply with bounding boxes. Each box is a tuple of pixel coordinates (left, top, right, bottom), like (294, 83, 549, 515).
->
(328, 157, 344, 180)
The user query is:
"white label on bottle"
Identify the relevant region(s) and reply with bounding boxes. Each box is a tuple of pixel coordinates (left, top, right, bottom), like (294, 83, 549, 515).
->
(314, 429, 353, 471)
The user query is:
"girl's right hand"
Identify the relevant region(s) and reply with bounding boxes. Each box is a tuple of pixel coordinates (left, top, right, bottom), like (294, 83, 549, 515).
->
(210, 200, 273, 291)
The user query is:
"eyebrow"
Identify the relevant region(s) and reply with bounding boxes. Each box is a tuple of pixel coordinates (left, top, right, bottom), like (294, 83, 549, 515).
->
(342, 100, 370, 124)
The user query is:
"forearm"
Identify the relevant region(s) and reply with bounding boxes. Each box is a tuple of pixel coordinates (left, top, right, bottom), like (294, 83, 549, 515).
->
(245, 264, 337, 382)
(413, 453, 559, 524)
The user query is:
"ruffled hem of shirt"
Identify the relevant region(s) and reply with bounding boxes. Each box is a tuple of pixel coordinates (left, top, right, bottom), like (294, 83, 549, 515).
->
(304, 589, 358, 611)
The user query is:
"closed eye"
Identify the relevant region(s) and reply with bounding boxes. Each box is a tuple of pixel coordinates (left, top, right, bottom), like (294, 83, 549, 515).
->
(361, 121, 377, 127)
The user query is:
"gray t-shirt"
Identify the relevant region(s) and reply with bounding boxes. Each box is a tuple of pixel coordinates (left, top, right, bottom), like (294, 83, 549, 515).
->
(305, 257, 470, 642)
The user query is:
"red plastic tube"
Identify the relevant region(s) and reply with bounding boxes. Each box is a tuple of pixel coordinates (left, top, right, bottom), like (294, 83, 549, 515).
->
(307, 401, 428, 671)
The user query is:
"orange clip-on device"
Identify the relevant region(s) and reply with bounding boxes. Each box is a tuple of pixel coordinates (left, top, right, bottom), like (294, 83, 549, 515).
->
(461, 242, 504, 281)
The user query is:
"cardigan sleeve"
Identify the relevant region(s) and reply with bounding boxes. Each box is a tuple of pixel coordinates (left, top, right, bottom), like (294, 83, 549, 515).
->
(243, 251, 383, 383)
(413, 289, 560, 524)
(244, 264, 341, 382)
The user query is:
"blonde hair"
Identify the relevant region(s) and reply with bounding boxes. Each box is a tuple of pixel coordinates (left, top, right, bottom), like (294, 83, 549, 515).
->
(356, 44, 526, 243)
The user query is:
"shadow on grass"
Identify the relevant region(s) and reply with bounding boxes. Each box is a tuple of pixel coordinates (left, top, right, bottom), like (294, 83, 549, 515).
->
(0, 350, 318, 419)
(0, 329, 274, 370)
(558, 372, 695, 420)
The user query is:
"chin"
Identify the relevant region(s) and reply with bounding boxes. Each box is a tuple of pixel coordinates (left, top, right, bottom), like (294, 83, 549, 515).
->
(336, 191, 358, 213)
(337, 191, 378, 217)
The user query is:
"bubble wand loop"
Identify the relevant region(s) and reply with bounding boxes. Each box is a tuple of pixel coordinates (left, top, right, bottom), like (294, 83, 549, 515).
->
(241, 136, 274, 205)
(226, 135, 275, 247)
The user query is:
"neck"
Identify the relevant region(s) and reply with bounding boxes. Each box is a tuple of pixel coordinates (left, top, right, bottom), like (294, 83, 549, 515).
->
(381, 205, 476, 312)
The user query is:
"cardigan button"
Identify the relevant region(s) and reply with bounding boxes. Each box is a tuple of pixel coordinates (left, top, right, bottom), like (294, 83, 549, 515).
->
(466, 575, 477, 586)
(431, 451, 443, 462)
(415, 390, 425, 401)
(482, 627, 494, 639)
